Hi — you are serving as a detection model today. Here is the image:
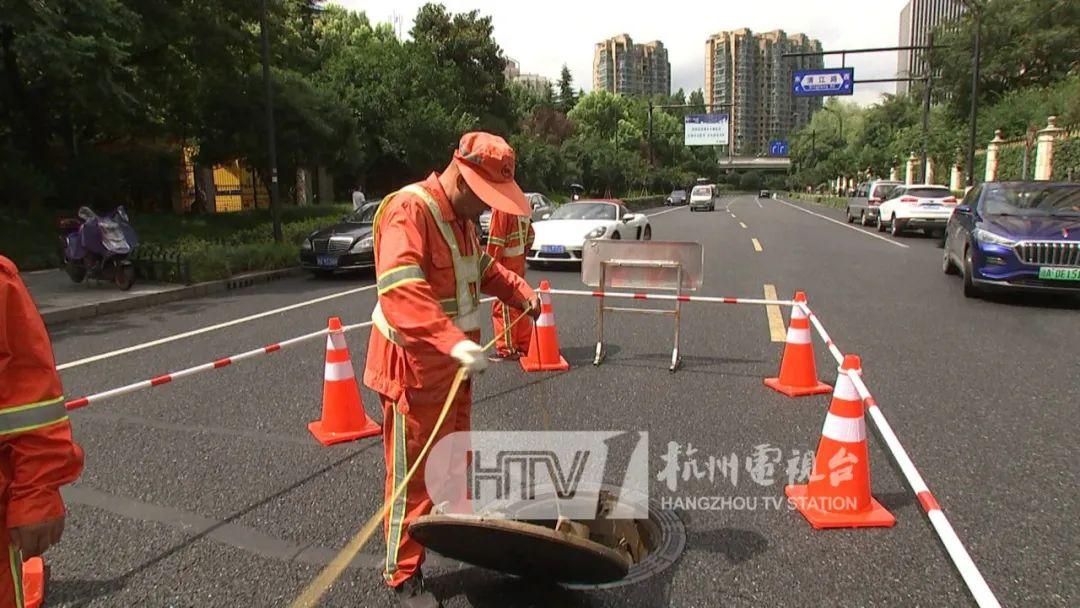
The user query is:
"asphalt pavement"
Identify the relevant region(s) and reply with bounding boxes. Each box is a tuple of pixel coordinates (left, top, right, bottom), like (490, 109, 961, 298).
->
(44, 195, 1078, 607)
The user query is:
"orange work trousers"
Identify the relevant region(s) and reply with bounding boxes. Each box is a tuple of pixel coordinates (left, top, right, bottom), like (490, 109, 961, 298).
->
(0, 537, 24, 608)
(491, 256, 532, 356)
(381, 382, 472, 587)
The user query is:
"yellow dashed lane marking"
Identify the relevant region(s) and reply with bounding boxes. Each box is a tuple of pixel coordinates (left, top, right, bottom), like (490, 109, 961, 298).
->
(752, 238, 763, 252)
(763, 284, 786, 342)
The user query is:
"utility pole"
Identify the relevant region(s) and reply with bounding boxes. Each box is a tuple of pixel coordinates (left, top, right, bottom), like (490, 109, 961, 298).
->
(647, 101, 654, 166)
(920, 32, 934, 184)
(260, 0, 282, 242)
(964, 1, 983, 187)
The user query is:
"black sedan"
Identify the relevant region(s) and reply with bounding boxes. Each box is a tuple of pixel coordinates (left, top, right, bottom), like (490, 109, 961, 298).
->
(299, 203, 378, 276)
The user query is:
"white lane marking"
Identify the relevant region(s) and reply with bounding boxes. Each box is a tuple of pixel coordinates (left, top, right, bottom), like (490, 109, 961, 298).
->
(739, 222, 748, 229)
(645, 206, 684, 218)
(775, 198, 910, 249)
(756, 199, 764, 209)
(57, 283, 377, 370)
(751, 238, 763, 252)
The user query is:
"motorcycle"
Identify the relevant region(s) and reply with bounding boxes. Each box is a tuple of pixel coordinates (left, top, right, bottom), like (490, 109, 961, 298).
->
(60, 206, 139, 290)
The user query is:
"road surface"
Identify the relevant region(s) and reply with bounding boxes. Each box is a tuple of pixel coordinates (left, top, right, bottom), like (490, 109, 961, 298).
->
(45, 195, 1078, 607)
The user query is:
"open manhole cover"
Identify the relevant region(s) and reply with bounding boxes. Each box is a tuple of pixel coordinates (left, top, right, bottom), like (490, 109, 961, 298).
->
(410, 487, 686, 589)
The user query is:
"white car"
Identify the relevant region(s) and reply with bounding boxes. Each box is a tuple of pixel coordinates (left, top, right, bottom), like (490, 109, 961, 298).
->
(689, 184, 717, 212)
(877, 184, 958, 237)
(527, 200, 651, 266)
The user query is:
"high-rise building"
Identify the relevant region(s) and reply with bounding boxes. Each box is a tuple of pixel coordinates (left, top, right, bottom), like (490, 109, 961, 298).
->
(705, 29, 823, 156)
(593, 34, 671, 97)
(504, 57, 553, 94)
(896, 0, 966, 95)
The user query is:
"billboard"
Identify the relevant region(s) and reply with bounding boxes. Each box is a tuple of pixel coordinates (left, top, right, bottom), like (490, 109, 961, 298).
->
(793, 67, 855, 97)
(684, 113, 729, 146)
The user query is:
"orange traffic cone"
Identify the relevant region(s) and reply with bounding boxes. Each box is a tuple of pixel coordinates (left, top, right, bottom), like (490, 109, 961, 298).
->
(520, 280, 569, 372)
(764, 291, 832, 397)
(785, 355, 895, 529)
(22, 557, 44, 608)
(308, 317, 381, 446)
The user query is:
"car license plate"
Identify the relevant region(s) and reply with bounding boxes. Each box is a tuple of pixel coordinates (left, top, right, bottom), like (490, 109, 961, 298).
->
(316, 255, 338, 268)
(1038, 266, 1080, 281)
(920, 204, 941, 209)
(541, 245, 565, 254)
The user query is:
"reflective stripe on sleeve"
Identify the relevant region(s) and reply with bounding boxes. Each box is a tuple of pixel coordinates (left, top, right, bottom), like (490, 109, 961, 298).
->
(487, 236, 506, 246)
(377, 265, 426, 295)
(0, 397, 68, 436)
(479, 253, 496, 275)
(503, 245, 525, 257)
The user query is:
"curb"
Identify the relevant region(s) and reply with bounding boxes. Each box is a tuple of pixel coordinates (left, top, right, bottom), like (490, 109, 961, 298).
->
(41, 267, 305, 326)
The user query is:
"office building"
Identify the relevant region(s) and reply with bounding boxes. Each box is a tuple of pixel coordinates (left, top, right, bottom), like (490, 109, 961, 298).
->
(593, 34, 671, 97)
(896, 0, 966, 95)
(504, 58, 553, 93)
(705, 29, 823, 156)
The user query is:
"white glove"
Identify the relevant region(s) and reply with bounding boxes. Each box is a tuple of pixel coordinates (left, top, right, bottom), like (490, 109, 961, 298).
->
(451, 340, 488, 376)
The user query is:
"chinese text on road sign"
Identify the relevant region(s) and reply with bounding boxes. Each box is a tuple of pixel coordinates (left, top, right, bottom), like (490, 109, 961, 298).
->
(793, 68, 854, 97)
(685, 114, 730, 146)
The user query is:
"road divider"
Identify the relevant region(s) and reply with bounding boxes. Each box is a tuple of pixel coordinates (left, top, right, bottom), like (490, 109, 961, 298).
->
(546, 289, 795, 307)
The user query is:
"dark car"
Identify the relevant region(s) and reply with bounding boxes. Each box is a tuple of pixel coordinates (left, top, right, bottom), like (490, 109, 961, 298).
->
(942, 181, 1080, 298)
(758, 189, 770, 199)
(299, 202, 378, 276)
(665, 189, 688, 206)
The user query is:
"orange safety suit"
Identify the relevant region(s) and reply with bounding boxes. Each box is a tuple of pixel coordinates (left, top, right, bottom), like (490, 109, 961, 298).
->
(486, 210, 535, 356)
(362, 174, 535, 588)
(0, 256, 84, 608)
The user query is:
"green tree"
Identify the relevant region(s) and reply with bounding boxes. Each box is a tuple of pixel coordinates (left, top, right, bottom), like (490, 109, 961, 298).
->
(410, 3, 514, 134)
(556, 64, 577, 113)
(931, 0, 1080, 121)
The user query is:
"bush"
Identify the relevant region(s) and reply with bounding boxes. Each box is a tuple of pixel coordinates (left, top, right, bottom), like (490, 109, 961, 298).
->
(185, 242, 299, 283)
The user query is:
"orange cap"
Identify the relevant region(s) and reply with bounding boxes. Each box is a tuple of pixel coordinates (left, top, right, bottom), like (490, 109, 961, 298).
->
(453, 132, 530, 216)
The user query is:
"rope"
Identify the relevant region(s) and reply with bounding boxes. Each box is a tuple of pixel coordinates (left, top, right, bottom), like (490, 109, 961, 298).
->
(289, 305, 535, 608)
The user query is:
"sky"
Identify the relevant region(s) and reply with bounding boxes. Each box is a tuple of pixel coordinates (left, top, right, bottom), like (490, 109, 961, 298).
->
(334, 0, 911, 107)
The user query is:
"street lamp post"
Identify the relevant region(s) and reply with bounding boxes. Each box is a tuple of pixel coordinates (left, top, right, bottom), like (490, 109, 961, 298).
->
(259, 0, 283, 242)
(962, 0, 984, 187)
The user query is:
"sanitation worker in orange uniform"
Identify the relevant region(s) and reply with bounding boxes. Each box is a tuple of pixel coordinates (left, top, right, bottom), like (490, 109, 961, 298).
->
(1, 256, 84, 608)
(486, 206, 535, 359)
(363, 133, 540, 608)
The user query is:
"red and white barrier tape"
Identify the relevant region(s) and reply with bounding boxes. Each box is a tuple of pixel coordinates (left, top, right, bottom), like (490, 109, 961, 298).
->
(548, 288, 795, 307)
(797, 302, 1001, 608)
(62, 296, 499, 411)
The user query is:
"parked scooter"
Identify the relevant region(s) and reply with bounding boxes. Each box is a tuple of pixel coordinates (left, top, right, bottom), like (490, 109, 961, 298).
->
(61, 206, 138, 290)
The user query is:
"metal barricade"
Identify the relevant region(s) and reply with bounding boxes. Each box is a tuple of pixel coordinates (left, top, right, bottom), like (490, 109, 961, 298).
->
(581, 241, 703, 372)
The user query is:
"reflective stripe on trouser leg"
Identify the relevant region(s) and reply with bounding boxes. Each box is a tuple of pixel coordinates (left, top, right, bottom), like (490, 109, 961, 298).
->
(7, 544, 24, 608)
(384, 406, 409, 583)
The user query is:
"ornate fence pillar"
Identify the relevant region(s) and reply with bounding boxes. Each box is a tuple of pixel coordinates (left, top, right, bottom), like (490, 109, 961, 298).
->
(1034, 116, 1064, 181)
(984, 130, 1005, 182)
(905, 152, 918, 185)
(950, 163, 964, 192)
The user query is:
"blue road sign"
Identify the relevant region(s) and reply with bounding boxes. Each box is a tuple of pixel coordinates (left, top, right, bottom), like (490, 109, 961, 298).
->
(793, 68, 854, 97)
(769, 140, 789, 156)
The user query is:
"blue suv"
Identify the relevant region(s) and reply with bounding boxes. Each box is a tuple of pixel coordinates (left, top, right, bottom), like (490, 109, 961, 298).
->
(943, 182, 1080, 298)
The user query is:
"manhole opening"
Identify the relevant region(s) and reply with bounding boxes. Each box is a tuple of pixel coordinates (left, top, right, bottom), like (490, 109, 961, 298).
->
(514, 489, 687, 589)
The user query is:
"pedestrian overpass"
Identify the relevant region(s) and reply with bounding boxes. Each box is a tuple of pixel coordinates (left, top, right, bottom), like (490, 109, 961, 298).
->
(718, 157, 792, 170)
